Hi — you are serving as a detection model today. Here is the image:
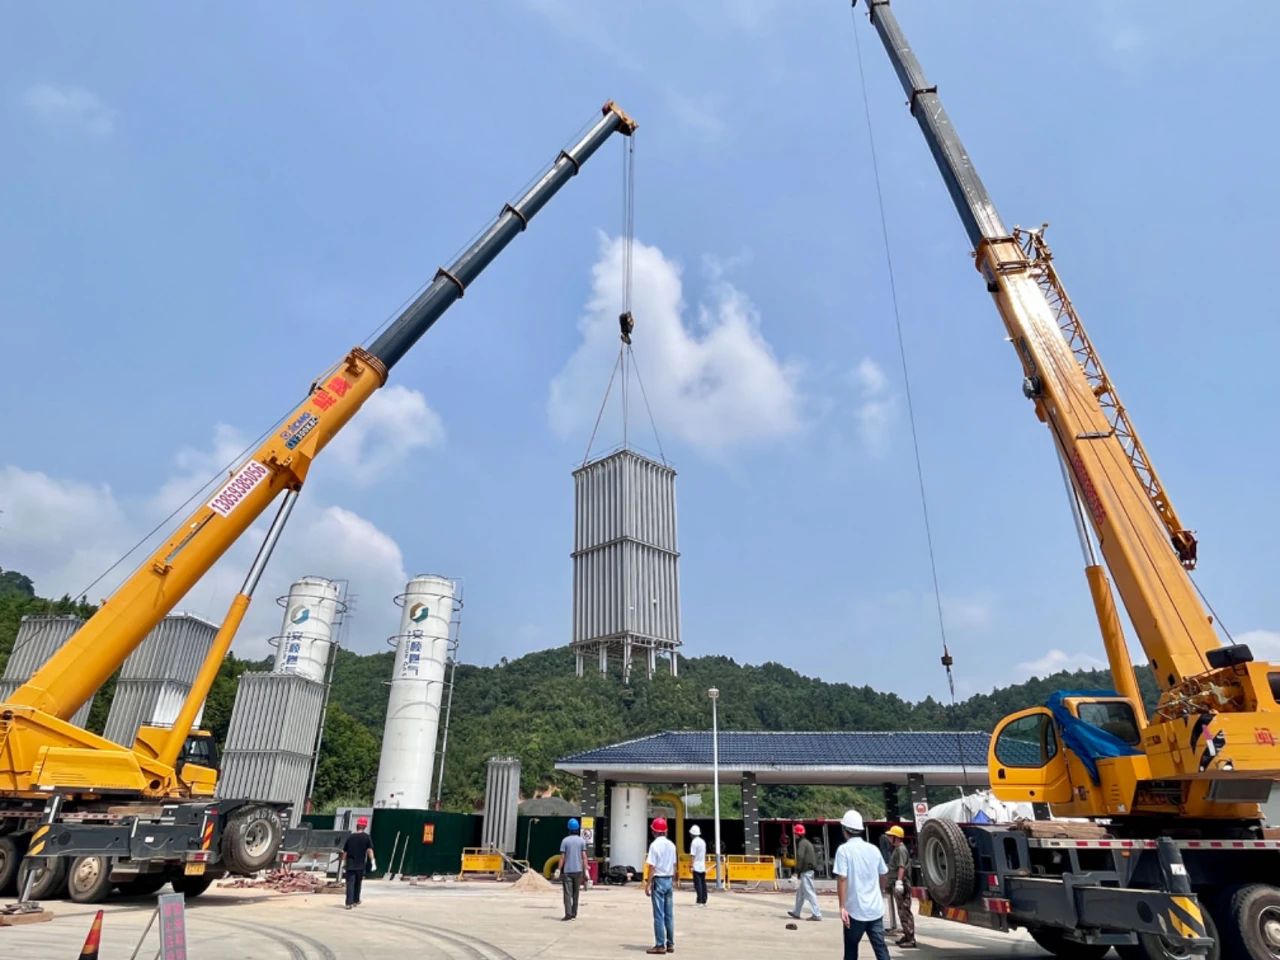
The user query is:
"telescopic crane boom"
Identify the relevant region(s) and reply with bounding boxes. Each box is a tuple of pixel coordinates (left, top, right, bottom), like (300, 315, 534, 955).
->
(858, 0, 1278, 824)
(0, 101, 636, 802)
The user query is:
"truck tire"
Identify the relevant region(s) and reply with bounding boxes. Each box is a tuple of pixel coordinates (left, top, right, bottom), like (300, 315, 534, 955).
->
(67, 855, 115, 904)
(220, 805, 284, 875)
(117, 873, 170, 897)
(918, 818, 976, 907)
(17, 856, 68, 900)
(170, 872, 214, 898)
(0, 835, 27, 895)
(1029, 926, 1112, 960)
(1222, 884, 1280, 960)
(1117, 907, 1219, 960)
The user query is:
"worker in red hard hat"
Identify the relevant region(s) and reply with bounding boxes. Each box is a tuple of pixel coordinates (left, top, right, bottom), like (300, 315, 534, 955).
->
(643, 817, 677, 954)
(340, 816, 375, 910)
(787, 823, 822, 921)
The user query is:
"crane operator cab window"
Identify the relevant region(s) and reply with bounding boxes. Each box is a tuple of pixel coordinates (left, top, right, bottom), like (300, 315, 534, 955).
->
(181, 732, 220, 772)
(1076, 700, 1141, 745)
(994, 712, 1059, 768)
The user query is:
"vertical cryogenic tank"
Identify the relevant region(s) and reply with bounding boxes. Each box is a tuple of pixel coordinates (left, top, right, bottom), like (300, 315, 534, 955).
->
(0, 616, 93, 728)
(272, 576, 343, 684)
(482, 756, 521, 853)
(373, 575, 457, 809)
(609, 785, 649, 870)
(103, 612, 216, 747)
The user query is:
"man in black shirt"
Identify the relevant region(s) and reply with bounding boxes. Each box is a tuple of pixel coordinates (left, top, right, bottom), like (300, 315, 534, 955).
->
(341, 817, 375, 909)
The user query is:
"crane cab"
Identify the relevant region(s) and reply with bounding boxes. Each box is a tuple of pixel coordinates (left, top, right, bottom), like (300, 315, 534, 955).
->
(989, 695, 1149, 818)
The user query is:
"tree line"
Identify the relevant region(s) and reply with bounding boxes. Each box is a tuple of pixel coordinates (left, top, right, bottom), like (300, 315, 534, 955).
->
(0, 568, 1147, 815)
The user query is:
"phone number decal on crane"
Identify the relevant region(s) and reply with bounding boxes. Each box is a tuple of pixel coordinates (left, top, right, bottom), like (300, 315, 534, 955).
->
(207, 460, 270, 517)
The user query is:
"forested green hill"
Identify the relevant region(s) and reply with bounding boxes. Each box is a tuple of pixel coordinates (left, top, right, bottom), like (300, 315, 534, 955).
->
(0, 569, 1149, 815)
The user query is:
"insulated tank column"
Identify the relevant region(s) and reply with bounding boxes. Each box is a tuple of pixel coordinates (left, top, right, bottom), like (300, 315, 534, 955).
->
(373, 575, 457, 809)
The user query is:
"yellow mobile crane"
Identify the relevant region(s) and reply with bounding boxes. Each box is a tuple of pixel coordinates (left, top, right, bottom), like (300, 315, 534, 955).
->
(857, 4, 1279, 960)
(0, 102, 636, 905)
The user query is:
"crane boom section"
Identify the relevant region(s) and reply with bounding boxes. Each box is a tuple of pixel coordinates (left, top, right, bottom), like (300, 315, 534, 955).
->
(860, 1, 1217, 689)
(8, 349, 382, 721)
(9, 102, 637, 725)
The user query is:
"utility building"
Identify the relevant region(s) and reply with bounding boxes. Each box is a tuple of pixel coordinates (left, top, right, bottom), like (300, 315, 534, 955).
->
(572, 448, 681, 681)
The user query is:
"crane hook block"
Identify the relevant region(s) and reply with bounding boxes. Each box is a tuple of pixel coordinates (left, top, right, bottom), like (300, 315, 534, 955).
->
(619, 311, 635, 344)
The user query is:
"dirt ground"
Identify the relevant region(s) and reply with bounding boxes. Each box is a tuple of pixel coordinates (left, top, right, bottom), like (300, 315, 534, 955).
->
(1, 876, 1054, 959)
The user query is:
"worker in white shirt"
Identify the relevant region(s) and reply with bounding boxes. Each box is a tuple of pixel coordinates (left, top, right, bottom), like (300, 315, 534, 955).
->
(643, 817, 677, 955)
(832, 809, 891, 960)
(688, 824, 708, 905)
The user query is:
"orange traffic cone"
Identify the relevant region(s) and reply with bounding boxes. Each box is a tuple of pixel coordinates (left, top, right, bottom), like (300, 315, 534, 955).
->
(78, 909, 103, 959)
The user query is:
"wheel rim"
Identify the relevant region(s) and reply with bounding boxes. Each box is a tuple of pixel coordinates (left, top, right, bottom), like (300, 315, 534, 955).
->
(24, 860, 51, 893)
(1259, 905, 1280, 959)
(925, 837, 949, 886)
(1150, 936, 1193, 960)
(72, 857, 102, 892)
(244, 820, 273, 858)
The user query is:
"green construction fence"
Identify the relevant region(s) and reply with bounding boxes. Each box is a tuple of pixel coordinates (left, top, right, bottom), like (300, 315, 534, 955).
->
(302, 811, 585, 878)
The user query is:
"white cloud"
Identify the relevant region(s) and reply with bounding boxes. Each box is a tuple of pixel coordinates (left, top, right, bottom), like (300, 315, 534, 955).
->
(0, 466, 130, 601)
(1237, 630, 1280, 661)
(150, 423, 249, 519)
(549, 235, 801, 457)
(325, 385, 445, 485)
(0, 415, 429, 654)
(21, 83, 116, 137)
(852, 357, 896, 456)
(229, 503, 410, 657)
(1016, 649, 1108, 677)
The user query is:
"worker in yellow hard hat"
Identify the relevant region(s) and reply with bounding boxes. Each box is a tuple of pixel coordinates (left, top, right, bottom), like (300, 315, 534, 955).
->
(885, 825, 917, 948)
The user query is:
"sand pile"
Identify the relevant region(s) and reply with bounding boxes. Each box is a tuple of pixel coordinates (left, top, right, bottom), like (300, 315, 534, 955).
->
(510, 869, 556, 895)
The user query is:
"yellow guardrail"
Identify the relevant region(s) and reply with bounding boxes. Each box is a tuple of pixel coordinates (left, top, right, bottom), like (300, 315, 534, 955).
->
(676, 856, 720, 884)
(459, 847, 505, 877)
(725, 855, 777, 888)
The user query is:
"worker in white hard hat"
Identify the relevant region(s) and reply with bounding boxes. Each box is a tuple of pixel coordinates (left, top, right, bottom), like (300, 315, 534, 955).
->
(688, 824, 709, 906)
(832, 809, 891, 960)
(885, 825, 917, 947)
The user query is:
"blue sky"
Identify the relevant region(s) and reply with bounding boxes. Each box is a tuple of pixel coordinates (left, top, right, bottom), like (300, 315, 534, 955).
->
(3, 2, 1278, 702)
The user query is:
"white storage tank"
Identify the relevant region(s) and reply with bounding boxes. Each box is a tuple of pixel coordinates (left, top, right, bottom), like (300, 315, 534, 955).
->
(272, 577, 342, 684)
(373, 575, 457, 809)
(609, 785, 649, 871)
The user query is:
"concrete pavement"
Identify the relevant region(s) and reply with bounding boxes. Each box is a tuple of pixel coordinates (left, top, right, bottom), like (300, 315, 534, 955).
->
(1, 877, 1055, 959)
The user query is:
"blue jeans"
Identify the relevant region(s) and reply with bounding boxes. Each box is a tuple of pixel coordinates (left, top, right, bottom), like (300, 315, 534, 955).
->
(843, 915, 890, 960)
(651, 875, 674, 947)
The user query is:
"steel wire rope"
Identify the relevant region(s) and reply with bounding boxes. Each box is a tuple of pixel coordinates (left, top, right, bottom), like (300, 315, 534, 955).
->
(580, 132, 665, 465)
(78, 113, 607, 604)
(628, 344, 668, 466)
(582, 349, 623, 467)
(850, 10, 972, 785)
(72, 409, 300, 604)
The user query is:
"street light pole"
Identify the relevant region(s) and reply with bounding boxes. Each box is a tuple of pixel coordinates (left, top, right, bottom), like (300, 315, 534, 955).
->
(709, 687, 723, 891)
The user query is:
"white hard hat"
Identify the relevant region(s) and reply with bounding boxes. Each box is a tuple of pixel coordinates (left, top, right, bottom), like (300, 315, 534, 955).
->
(689, 825, 701, 836)
(841, 809, 864, 832)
